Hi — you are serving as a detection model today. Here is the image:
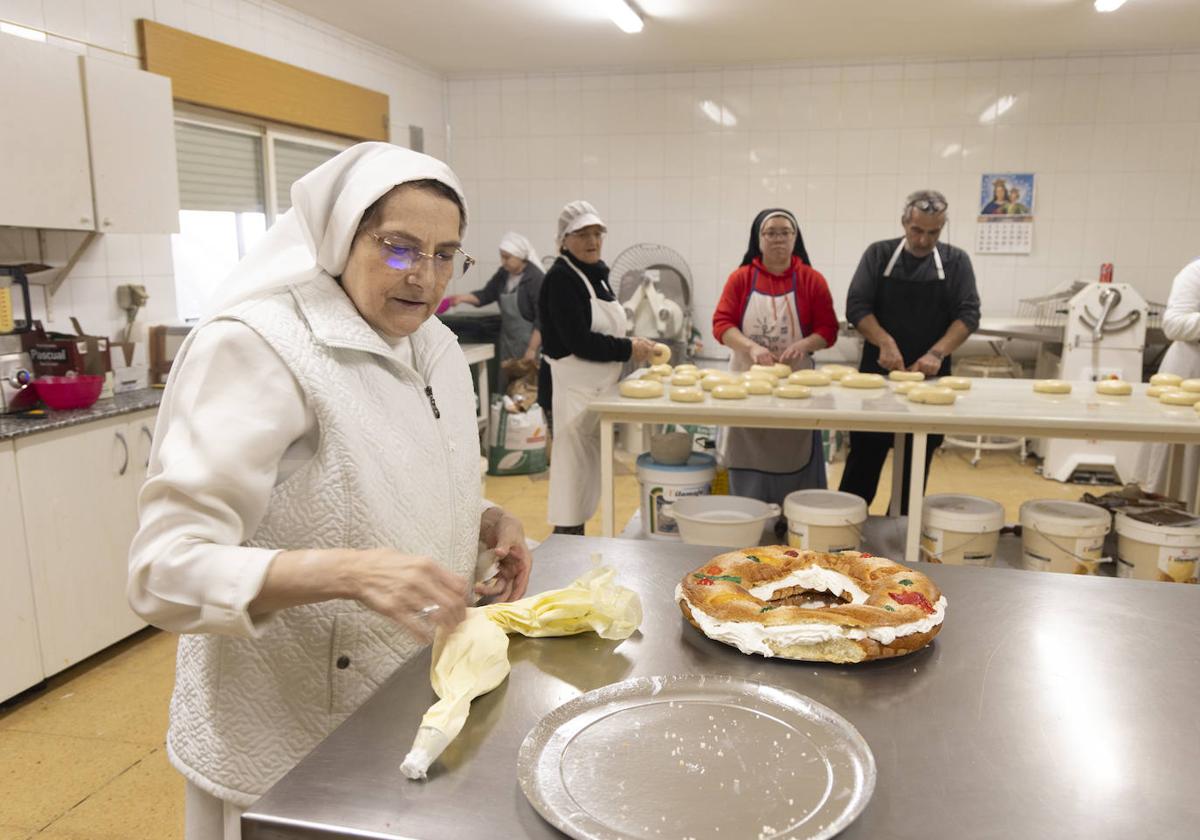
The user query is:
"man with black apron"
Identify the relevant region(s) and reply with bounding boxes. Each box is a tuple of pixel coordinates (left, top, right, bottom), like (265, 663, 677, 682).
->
(838, 190, 981, 513)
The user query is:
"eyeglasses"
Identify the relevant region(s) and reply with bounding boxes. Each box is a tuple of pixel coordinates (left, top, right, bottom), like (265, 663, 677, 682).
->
(907, 198, 947, 214)
(761, 229, 796, 240)
(367, 231, 475, 277)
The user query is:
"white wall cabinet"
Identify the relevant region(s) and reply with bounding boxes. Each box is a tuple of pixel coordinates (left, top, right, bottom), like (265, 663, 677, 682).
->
(15, 410, 154, 678)
(0, 441, 45, 701)
(0, 33, 95, 231)
(82, 56, 181, 235)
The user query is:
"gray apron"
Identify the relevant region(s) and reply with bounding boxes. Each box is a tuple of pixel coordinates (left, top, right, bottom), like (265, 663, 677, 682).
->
(497, 280, 534, 393)
(722, 266, 815, 473)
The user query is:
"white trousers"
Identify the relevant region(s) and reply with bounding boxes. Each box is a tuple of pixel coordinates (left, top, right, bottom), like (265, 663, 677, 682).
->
(185, 780, 246, 840)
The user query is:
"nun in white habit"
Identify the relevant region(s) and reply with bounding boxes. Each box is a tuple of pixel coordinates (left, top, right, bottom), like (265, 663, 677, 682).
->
(127, 142, 532, 838)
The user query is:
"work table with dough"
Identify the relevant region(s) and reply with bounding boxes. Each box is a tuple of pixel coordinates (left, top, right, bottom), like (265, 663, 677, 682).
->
(590, 377, 1200, 561)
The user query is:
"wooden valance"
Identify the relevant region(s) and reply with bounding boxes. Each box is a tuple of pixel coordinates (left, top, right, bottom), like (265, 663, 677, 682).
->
(138, 19, 388, 141)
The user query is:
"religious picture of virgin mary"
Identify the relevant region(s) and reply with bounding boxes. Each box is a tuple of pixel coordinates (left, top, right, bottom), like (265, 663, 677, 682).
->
(979, 173, 1034, 219)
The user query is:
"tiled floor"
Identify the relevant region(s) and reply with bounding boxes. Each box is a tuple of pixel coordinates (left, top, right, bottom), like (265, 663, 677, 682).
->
(0, 444, 1091, 839)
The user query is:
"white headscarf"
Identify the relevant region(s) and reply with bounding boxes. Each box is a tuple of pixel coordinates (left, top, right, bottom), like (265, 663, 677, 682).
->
(555, 200, 606, 249)
(498, 232, 539, 268)
(207, 142, 467, 315)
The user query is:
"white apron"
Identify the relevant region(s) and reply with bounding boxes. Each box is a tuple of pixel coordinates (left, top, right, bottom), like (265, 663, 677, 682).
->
(546, 261, 629, 526)
(721, 266, 814, 473)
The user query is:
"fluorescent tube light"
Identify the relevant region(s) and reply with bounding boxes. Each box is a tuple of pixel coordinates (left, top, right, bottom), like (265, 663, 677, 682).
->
(1094, 0, 1127, 12)
(1, 22, 47, 42)
(605, 0, 644, 34)
(699, 100, 737, 127)
(978, 95, 1016, 124)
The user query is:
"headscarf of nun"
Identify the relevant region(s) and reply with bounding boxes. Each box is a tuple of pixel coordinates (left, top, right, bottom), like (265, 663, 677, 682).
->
(498, 232, 540, 269)
(206, 142, 468, 315)
(739, 208, 811, 268)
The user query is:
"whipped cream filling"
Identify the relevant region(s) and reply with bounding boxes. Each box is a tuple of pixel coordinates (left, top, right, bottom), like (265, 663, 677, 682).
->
(747, 567, 869, 604)
(677, 583, 947, 656)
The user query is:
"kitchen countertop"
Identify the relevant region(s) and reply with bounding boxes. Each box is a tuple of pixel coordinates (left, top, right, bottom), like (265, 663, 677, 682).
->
(243, 535, 1200, 840)
(0, 387, 162, 441)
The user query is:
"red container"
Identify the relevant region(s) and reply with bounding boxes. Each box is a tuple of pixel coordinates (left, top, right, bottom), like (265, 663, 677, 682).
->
(32, 375, 104, 410)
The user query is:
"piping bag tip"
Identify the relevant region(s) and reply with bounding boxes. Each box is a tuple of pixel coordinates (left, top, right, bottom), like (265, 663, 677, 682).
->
(400, 726, 450, 781)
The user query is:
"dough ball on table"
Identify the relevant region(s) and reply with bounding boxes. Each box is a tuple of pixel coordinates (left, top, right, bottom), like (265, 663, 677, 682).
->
(651, 343, 671, 365)
(744, 378, 774, 395)
(788, 370, 832, 387)
(770, 363, 793, 378)
(712, 384, 749, 400)
(649, 363, 674, 378)
(1033, 379, 1072, 394)
(1147, 385, 1180, 399)
(908, 385, 956, 405)
(1160, 390, 1200, 406)
(673, 364, 699, 374)
(889, 370, 925, 382)
(892, 381, 919, 395)
(619, 379, 664, 399)
(1150, 373, 1182, 387)
(840, 372, 886, 389)
(698, 368, 725, 379)
(1095, 379, 1132, 396)
(671, 373, 699, 387)
(774, 384, 812, 399)
(819, 364, 856, 381)
(701, 374, 734, 391)
(1182, 379, 1200, 393)
(670, 386, 705, 403)
(742, 370, 779, 386)
(939, 376, 972, 390)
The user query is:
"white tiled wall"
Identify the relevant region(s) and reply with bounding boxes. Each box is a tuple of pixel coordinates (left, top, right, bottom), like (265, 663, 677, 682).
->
(446, 55, 1200, 353)
(0, 0, 444, 341)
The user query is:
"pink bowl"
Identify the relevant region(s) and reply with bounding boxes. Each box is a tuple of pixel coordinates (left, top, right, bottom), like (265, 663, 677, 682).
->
(32, 375, 104, 410)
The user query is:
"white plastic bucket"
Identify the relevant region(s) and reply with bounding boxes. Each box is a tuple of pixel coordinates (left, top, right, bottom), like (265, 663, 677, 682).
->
(636, 452, 717, 539)
(662, 495, 781, 547)
(1114, 512, 1200, 583)
(783, 490, 867, 553)
(1019, 500, 1111, 575)
(920, 494, 1005, 565)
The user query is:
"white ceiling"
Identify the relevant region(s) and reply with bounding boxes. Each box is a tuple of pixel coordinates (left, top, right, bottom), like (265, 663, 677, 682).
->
(273, 0, 1200, 76)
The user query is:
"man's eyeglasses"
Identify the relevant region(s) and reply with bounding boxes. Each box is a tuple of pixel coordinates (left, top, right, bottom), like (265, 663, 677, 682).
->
(367, 232, 475, 277)
(907, 198, 947, 214)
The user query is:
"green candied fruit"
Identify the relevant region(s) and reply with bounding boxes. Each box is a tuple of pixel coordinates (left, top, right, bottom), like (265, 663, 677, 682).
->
(745, 555, 762, 563)
(884, 605, 896, 612)
(692, 573, 743, 584)
(759, 606, 779, 613)
(899, 579, 913, 586)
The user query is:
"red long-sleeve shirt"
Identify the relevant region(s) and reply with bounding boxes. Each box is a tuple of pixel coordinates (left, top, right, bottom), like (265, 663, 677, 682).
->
(712, 256, 839, 348)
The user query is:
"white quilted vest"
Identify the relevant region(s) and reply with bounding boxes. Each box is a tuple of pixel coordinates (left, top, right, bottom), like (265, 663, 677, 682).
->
(167, 275, 481, 806)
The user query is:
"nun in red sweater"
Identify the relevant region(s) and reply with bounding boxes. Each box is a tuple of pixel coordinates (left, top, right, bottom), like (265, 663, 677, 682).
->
(712, 208, 838, 513)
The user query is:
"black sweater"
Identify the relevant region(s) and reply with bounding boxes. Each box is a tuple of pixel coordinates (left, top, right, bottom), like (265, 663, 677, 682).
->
(538, 254, 633, 362)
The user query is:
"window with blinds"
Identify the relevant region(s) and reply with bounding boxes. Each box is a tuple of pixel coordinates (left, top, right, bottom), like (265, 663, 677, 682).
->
(170, 115, 349, 321)
(274, 140, 339, 214)
(175, 122, 264, 213)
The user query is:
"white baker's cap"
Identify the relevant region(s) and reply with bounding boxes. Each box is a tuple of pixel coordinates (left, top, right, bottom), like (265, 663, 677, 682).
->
(556, 200, 607, 247)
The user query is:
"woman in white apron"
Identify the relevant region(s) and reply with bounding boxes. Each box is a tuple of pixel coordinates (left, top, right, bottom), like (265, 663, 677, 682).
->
(538, 201, 656, 534)
(1136, 258, 1200, 504)
(713, 209, 840, 511)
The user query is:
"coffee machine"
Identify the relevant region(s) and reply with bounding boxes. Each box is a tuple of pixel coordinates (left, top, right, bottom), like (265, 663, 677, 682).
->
(1, 265, 38, 414)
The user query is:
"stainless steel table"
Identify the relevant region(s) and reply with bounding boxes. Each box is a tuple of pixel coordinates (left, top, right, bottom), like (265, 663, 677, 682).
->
(243, 535, 1200, 839)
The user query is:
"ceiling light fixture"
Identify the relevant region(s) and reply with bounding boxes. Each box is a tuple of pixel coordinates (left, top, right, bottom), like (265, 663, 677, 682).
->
(0, 22, 47, 42)
(1094, 0, 1127, 12)
(605, 0, 644, 34)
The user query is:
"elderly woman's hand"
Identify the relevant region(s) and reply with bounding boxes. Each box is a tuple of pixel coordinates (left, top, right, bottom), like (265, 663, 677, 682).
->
(749, 343, 776, 367)
(629, 337, 657, 365)
(352, 550, 471, 641)
(475, 507, 533, 603)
